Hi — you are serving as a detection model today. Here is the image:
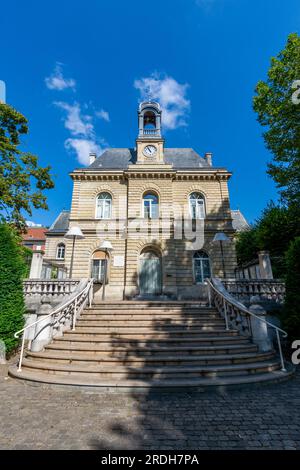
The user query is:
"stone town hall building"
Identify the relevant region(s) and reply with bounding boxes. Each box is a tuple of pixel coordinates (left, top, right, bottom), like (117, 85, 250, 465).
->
(44, 101, 237, 300)
(13, 102, 288, 388)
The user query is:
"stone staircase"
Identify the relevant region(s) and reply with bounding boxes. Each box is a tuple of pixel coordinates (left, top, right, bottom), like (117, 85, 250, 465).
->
(10, 301, 292, 389)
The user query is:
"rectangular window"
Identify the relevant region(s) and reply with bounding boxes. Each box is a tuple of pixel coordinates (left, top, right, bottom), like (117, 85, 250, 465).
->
(91, 259, 107, 283)
(190, 199, 205, 219)
(143, 199, 158, 219)
(96, 199, 111, 219)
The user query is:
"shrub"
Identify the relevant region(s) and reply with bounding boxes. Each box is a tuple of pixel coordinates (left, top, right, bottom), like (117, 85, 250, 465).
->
(0, 224, 26, 355)
(282, 237, 300, 341)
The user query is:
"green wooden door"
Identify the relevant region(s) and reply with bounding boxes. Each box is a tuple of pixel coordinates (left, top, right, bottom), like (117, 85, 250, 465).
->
(139, 257, 161, 294)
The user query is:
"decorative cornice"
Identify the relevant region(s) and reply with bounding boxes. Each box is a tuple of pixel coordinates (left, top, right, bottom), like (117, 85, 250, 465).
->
(70, 168, 232, 181)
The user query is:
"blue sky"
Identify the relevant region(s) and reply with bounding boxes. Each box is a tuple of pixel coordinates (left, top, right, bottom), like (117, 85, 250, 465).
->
(1, 0, 299, 226)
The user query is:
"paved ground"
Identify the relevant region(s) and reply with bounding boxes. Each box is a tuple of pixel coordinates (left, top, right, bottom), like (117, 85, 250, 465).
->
(1, 363, 300, 450)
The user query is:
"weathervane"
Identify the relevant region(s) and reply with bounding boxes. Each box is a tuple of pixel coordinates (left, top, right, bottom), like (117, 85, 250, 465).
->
(146, 84, 153, 102)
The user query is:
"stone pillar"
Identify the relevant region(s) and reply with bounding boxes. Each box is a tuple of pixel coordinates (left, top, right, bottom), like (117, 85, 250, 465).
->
(249, 295, 272, 352)
(0, 340, 6, 364)
(258, 251, 273, 279)
(31, 297, 53, 352)
(29, 250, 44, 279)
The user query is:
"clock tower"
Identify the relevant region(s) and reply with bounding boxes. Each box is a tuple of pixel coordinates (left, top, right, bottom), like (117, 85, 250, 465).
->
(136, 101, 165, 164)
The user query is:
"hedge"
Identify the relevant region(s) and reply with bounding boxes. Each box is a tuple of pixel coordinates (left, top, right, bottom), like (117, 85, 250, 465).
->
(282, 237, 300, 341)
(0, 224, 26, 356)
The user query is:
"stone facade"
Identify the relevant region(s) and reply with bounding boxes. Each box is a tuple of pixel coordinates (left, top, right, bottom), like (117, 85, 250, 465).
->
(44, 101, 237, 300)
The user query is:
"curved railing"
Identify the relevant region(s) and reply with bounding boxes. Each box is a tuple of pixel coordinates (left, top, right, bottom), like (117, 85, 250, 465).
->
(15, 279, 94, 371)
(206, 278, 287, 371)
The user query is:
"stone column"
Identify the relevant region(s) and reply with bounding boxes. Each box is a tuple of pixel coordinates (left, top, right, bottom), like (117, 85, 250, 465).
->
(258, 251, 273, 279)
(0, 340, 6, 364)
(31, 297, 53, 352)
(29, 250, 44, 279)
(249, 295, 272, 352)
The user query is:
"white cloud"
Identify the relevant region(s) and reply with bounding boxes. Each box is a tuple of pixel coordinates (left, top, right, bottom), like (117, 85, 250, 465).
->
(54, 101, 93, 136)
(96, 109, 110, 122)
(26, 220, 42, 227)
(65, 138, 102, 166)
(134, 74, 190, 130)
(46, 65, 109, 165)
(54, 100, 107, 165)
(45, 63, 76, 91)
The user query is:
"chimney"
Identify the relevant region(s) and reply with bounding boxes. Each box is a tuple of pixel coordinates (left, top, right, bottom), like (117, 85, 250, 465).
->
(89, 152, 96, 165)
(205, 152, 213, 166)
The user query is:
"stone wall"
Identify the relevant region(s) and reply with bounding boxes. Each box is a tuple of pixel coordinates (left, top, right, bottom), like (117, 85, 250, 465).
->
(44, 168, 237, 299)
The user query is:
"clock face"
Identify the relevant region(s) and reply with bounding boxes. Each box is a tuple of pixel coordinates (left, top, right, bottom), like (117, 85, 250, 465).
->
(143, 145, 157, 157)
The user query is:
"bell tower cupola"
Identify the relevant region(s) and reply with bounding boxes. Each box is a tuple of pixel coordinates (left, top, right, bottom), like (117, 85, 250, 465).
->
(136, 101, 165, 164)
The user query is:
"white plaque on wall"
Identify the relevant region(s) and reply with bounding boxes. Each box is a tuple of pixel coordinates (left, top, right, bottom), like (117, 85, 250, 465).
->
(113, 255, 125, 267)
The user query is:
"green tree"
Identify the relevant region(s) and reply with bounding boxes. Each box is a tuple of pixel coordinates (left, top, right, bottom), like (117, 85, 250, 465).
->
(0, 103, 54, 228)
(282, 237, 300, 340)
(235, 225, 258, 266)
(0, 223, 27, 355)
(253, 33, 300, 206)
(235, 202, 300, 277)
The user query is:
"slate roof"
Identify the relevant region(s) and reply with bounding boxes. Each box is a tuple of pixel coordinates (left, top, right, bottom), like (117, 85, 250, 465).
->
(88, 148, 210, 170)
(231, 210, 249, 232)
(47, 210, 70, 234)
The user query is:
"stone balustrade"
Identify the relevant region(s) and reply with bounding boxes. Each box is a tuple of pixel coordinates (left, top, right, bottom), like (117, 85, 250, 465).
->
(23, 279, 80, 298)
(221, 279, 285, 305)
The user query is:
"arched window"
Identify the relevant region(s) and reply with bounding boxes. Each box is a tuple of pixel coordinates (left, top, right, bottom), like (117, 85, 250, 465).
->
(143, 111, 156, 129)
(96, 192, 112, 219)
(189, 192, 206, 219)
(143, 192, 159, 219)
(56, 243, 65, 260)
(193, 251, 211, 284)
(91, 250, 109, 283)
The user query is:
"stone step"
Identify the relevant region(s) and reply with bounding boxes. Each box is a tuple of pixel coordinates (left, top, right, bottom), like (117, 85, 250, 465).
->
(45, 341, 257, 358)
(91, 301, 208, 306)
(45, 338, 253, 356)
(80, 314, 221, 320)
(70, 326, 234, 338)
(9, 366, 293, 389)
(26, 350, 275, 367)
(20, 358, 282, 379)
(76, 316, 225, 328)
(86, 307, 213, 313)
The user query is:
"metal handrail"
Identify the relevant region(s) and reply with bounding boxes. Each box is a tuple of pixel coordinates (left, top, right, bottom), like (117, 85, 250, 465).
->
(15, 278, 94, 371)
(206, 278, 287, 371)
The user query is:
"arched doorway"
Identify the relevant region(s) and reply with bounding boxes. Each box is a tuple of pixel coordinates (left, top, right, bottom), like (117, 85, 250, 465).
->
(193, 251, 211, 284)
(139, 248, 162, 295)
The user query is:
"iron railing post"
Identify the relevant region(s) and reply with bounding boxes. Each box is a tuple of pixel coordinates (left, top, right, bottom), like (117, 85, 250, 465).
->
(223, 298, 229, 330)
(72, 298, 78, 331)
(276, 329, 286, 372)
(17, 334, 26, 371)
(89, 280, 93, 307)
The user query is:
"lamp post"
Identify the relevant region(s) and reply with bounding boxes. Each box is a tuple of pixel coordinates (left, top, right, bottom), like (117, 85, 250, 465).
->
(212, 232, 230, 279)
(65, 226, 85, 278)
(100, 240, 113, 300)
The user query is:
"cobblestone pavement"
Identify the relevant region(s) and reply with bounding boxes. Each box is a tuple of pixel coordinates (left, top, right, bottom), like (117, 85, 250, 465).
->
(1, 364, 300, 450)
